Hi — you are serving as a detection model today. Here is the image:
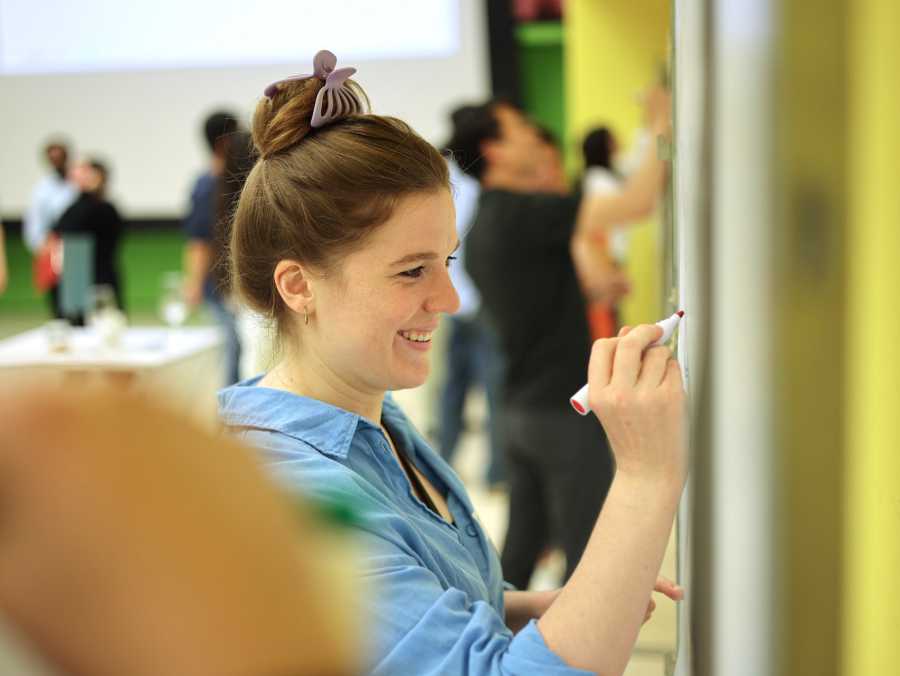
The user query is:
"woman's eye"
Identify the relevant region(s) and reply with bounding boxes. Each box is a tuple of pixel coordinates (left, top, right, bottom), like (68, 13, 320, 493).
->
(400, 266, 426, 279)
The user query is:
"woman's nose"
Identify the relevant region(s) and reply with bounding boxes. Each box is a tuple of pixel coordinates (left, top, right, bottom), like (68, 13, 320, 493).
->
(425, 267, 460, 315)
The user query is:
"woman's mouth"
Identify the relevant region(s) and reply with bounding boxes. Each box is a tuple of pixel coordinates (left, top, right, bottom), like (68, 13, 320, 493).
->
(398, 330, 433, 344)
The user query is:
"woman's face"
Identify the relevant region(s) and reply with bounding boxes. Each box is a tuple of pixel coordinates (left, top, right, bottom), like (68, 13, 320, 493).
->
(305, 189, 460, 395)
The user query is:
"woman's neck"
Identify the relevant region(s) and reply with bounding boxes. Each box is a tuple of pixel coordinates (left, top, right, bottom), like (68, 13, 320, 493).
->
(262, 353, 385, 425)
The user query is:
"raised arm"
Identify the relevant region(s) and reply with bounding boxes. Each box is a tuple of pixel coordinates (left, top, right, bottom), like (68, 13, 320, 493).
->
(575, 88, 672, 240)
(538, 324, 688, 675)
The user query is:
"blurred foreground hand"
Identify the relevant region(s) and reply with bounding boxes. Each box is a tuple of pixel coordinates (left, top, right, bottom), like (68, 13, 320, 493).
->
(0, 384, 358, 676)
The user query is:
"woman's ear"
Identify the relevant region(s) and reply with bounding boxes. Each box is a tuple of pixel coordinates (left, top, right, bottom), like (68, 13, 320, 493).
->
(273, 260, 315, 316)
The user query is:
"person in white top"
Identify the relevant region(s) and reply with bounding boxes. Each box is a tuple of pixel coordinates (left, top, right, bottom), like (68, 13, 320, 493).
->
(24, 141, 78, 254)
(581, 126, 653, 265)
(23, 141, 78, 316)
(573, 120, 656, 341)
(0, 220, 7, 296)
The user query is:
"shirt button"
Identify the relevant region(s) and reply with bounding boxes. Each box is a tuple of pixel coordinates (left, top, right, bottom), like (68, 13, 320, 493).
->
(465, 524, 479, 538)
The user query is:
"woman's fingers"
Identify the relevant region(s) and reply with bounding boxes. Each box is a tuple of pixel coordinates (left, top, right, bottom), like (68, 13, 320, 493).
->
(643, 577, 684, 625)
(617, 325, 632, 337)
(637, 346, 672, 389)
(662, 357, 685, 393)
(587, 337, 619, 394)
(610, 324, 664, 387)
(654, 576, 685, 601)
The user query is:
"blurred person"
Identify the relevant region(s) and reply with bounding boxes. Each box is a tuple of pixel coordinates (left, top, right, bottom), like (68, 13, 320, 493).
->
(0, 384, 358, 676)
(456, 90, 670, 590)
(0, 196, 7, 296)
(24, 140, 78, 317)
(215, 129, 277, 377)
(581, 123, 655, 265)
(0, 221, 7, 295)
(535, 125, 569, 195)
(211, 129, 255, 294)
(183, 111, 243, 385)
(436, 110, 507, 489)
(582, 128, 618, 182)
(582, 128, 619, 179)
(576, 126, 627, 341)
(53, 158, 125, 324)
(220, 50, 685, 676)
(577, 123, 656, 340)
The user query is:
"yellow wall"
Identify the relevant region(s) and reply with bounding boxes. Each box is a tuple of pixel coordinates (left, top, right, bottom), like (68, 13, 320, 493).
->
(564, 0, 671, 325)
(775, 0, 849, 671)
(844, 0, 900, 672)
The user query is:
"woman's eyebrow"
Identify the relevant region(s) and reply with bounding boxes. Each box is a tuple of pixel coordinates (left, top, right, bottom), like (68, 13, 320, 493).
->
(389, 240, 460, 266)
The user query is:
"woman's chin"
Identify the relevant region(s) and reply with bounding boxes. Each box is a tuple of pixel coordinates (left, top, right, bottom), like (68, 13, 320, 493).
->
(389, 367, 430, 392)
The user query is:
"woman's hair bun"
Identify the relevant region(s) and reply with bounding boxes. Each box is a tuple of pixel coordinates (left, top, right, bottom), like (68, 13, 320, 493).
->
(252, 77, 324, 159)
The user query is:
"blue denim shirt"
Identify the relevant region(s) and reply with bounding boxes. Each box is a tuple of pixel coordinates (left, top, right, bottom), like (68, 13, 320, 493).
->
(218, 378, 591, 675)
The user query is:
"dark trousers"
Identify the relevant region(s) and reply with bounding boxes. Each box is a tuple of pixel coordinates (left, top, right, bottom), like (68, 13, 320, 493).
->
(47, 285, 64, 319)
(500, 405, 615, 589)
(438, 316, 506, 486)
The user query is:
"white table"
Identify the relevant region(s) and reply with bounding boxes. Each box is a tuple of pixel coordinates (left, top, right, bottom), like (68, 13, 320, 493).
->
(0, 326, 224, 424)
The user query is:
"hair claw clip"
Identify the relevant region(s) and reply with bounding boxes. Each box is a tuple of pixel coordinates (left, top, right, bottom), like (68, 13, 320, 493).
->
(263, 49, 337, 98)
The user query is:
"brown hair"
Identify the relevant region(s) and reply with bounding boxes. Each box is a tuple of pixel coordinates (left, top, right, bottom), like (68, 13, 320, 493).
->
(229, 76, 449, 336)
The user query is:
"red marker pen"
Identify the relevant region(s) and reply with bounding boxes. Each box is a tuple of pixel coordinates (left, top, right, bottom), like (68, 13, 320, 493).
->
(570, 311, 684, 416)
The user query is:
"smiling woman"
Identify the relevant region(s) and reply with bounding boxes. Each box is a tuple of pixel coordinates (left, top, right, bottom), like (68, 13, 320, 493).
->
(263, 190, 461, 398)
(218, 50, 687, 676)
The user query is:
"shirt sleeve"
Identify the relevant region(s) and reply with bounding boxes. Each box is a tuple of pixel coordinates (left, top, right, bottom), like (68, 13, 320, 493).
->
(23, 183, 49, 252)
(359, 532, 594, 676)
(583, 169, 622, 197)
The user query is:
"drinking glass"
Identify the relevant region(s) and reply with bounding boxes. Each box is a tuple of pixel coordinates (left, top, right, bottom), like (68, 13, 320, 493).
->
(159, 272, 189, 329)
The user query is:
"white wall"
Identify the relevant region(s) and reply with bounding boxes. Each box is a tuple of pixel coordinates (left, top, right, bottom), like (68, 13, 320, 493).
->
(0, 0, 489, 218)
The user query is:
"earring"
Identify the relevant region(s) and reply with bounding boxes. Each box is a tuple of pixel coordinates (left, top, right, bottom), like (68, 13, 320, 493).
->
(304, 307, 309, 325)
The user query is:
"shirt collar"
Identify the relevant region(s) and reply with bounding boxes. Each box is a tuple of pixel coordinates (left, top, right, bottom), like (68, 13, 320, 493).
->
(218, 377, 413, 461)
(219, 376, 369, 460)
(380, 394, 419, 461)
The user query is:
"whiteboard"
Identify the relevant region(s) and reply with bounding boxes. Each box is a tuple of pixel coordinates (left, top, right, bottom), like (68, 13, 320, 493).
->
(672, 0, 708, 673)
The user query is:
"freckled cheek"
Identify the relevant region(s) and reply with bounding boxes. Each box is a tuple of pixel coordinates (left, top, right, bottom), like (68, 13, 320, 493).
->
(341, 284, 418, 346)
(350, 299, 398, 347)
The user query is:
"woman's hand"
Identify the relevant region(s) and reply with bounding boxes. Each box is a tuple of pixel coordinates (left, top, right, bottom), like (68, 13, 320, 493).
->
(643, 86, 672, 137)
(587, 323, 687, 484)
(642, 576, 684, 625)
